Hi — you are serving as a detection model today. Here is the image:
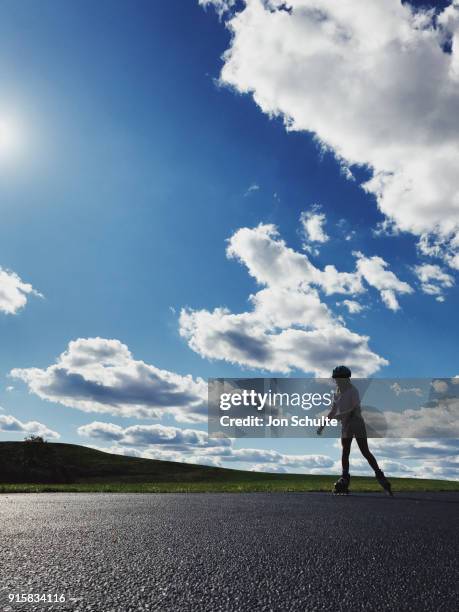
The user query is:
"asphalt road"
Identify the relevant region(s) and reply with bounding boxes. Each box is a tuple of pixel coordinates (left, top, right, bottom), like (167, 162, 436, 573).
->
(0, 493, 458, 612)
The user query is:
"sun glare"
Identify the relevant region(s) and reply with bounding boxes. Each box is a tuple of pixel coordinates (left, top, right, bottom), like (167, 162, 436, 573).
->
(0, 117, 21, 158)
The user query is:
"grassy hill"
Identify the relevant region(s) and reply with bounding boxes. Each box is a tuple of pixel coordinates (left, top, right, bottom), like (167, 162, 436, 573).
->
(0, 441, 458, 493)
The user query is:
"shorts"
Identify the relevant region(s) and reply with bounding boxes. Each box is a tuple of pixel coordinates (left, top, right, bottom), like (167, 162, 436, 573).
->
(341, 414, 367, 439)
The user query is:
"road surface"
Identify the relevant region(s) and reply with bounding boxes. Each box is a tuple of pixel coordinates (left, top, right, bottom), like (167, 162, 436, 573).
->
(0, 493, 458, 611)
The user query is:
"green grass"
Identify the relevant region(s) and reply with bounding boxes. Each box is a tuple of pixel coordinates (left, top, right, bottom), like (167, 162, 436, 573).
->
(1, 477, 458, 495)
(1, 441, 458, 494)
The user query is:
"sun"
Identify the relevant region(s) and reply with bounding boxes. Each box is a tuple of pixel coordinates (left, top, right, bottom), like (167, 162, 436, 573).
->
(0, 117, 21, 158)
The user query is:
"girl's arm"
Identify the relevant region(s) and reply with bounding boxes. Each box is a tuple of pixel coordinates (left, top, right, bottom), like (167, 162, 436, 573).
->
(317, 403, 337, 435)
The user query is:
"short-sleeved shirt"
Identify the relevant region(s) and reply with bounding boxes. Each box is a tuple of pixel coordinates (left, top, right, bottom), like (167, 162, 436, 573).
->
(331, 385, 366, 438)
(331, 385, 361, 419)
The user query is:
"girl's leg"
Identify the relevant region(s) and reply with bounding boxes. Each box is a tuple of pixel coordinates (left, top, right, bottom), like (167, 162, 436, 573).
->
(341, 437, 352, 476)
(357, 437, 393, 495)
(356, 437, 380, 473)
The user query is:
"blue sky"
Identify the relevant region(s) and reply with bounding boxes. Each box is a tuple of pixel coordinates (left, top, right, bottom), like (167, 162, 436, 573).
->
(1, 0, 458, 479)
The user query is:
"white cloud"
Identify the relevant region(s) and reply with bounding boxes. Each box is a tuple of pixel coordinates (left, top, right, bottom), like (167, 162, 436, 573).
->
(333, 438, 459, 480)
(300, 206, 329, 247)
(199, 0, 236, 18)
(384, 399, 459, 438)
(204, 0, 459, 268)
(88, 435, 459, 480)
(225, 447, 334, 469)
(378, 460, 415, 476)
(83, 426, 334, 472)
(390, 382, 423, 397)
(0, 413, 60, 439)
(337, 219, 356, 243)
(226, 223, 364, 296)
(338, 299, 364, 314)
(330, 455, 417, 478)
(244, 183, 260, 196)
(250, 463, 289, 473)
(180, 223, 390, 376)
(78, 420, 229, 450)
(88, 443, 223, 466)
(354, 251, 413, 311)
(180, 221, 414, 375)
(432, 379, 449, 394)
(11, 337, 207, 423)
(228, 223, 411, 304)
(368, 438, 459, 460)
(369, 438, 459, 480)
(0, 267, 42, 314)
(84, 427, 334, 472)
(413, 263, 454, 300)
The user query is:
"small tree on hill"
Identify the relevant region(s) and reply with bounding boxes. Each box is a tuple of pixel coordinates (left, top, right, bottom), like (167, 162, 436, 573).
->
(24, 434, 46, 444)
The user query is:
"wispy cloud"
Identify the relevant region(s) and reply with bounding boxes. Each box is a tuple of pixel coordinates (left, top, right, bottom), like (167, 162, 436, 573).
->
(300, 205, 329, 251)
(338, 300, 364, 315)
(0, 267, 42, 315)
(413, 263, 454, 301)
(354, 251, 413, 311)
(244, 183, 260, 197)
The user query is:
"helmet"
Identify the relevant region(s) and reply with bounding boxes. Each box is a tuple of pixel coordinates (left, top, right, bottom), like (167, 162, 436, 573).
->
(332, 365, 351, 378)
